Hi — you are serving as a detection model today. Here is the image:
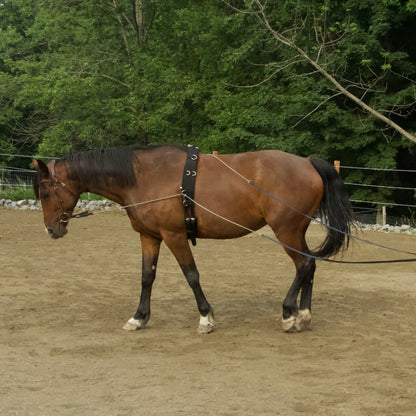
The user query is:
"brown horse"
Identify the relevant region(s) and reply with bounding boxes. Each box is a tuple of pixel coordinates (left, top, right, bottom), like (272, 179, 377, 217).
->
(33, 145, 353, 333)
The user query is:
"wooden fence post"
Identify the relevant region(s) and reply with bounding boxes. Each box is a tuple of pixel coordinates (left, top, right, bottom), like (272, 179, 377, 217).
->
(1, 161, 4, 190)
(376, 206, 387, 226)
(212, 151, 218, 156)
(334, 160, 340, 174)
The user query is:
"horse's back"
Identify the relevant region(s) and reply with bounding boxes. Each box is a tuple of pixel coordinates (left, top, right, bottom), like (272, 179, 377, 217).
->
(195, 150, 323, 238)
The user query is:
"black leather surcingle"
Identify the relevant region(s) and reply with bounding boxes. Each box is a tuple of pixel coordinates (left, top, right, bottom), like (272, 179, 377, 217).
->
(181, 145, 199, 246)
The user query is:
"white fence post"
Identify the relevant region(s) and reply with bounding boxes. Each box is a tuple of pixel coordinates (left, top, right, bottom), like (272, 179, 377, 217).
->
(377, 206, 387, 226)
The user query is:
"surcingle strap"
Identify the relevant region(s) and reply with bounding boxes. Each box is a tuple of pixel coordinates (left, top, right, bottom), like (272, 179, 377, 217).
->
(181, 145, 199, 246)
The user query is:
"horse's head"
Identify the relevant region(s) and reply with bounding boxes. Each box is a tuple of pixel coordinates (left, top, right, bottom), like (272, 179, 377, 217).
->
(33, 159, 79, 239)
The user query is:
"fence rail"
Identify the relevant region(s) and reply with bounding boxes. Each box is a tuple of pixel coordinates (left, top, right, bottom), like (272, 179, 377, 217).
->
(339, 165, 416, 173)
(334, 160, 415, 226)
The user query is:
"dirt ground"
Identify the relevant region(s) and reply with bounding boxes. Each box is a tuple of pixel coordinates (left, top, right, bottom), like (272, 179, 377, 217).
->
(1, 209, 416, 416)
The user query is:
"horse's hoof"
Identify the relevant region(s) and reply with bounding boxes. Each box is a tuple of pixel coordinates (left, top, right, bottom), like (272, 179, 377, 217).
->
(282, 309, 312, 332)
(282, 315, 298, 332)
(296, 309, 312, 330)
(123, 317, 145, 331)
(197, 312, 215, 334)
(197, 323, 214, 334)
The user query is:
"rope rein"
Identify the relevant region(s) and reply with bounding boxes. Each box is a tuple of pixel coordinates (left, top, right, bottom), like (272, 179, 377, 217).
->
(184, 194, 416, 264)
(208, 154, 416, 262)
(70, 193, 183, 218)
(66, 153, 415, 264)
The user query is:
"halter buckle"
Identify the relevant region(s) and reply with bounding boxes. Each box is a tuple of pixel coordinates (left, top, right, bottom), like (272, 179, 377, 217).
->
(59, 212, 71, 223)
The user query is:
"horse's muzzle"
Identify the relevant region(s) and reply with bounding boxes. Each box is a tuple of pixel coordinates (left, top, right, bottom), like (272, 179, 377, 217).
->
(45, 224, 68, 239)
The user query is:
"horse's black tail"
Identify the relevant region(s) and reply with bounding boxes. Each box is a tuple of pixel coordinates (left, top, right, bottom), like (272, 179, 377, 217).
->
(309, 158, 354, 258)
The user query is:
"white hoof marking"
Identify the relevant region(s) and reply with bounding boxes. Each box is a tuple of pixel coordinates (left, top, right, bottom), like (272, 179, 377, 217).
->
(282, 316, 297, 332)
(197, 312, 215, 334)
(282, 309, 312, 332)
(297, 309, 312, 330)
(123, 317, 145, 331)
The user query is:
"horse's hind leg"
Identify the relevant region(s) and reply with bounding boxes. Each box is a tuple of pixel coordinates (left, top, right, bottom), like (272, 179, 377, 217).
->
(123, 234, 161, 331)
(162, 231, 214, 334)
(299, 258, 316, 315)
(275, 229, 316, 332)
(282, 256, 315, 332)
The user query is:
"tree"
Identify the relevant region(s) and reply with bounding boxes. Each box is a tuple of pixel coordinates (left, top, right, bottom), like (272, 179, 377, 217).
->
(1, 1, 415, 169)
(231, 0, 416, 142)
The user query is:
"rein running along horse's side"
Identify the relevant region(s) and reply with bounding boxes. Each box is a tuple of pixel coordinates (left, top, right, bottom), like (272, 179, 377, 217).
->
(33, 145, 353, 334)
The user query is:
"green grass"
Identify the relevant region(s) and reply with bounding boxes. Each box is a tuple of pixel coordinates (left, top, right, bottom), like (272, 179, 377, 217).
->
(0, 187, 35, 201)
(80, 193, 107, 201)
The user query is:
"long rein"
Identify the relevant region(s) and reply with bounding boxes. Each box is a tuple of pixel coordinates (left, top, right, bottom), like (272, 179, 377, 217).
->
(209, 154, 416, 264)
(52, 155, 416, 264)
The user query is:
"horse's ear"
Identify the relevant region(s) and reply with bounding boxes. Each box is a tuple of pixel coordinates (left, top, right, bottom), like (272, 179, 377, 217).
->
(32, 159, 50, 176)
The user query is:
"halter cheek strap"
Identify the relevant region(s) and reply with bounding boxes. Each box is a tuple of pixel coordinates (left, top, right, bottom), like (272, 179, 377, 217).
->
(39, 160, 82, 223)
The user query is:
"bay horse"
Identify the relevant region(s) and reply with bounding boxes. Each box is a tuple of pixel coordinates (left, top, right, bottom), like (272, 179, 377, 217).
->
(33, 145, 353, 333)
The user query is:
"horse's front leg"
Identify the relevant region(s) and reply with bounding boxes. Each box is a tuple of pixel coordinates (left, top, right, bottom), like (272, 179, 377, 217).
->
(123, 234, 161, 331)
(162, 231, 214, 334)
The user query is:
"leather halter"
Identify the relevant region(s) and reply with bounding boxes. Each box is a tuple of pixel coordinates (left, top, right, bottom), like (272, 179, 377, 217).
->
(38, 160, 78, 224)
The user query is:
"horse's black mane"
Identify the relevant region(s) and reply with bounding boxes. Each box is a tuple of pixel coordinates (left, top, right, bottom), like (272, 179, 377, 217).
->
(34, 145, 185, 196)
(61, 145, 143, 189)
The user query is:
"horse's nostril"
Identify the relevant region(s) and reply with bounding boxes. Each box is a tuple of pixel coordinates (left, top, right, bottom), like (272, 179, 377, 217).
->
(47, 228, 54, 235)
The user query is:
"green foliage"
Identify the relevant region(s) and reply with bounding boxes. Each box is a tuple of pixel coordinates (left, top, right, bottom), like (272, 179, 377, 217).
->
(0, 187, 35, 201)
(0, 0, 415, 215)
(80, 193, 107, 201)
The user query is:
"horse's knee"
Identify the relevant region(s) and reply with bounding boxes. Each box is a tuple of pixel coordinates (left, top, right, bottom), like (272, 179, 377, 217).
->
(302, 257, 315, 272)
(142, 270, 156, 287)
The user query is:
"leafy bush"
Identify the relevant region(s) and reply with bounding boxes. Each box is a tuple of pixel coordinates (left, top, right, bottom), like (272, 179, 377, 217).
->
(0, 187, 35, 201)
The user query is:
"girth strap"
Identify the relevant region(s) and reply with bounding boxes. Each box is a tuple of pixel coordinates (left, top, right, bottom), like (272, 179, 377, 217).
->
(181, 144, 199, 246)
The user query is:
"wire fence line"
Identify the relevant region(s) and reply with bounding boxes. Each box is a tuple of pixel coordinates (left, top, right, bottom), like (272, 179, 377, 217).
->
(345, 182, 416, 192)
(339, 165, 416, 173)
(2, 152, 416, 173)
(2, 167, 36, 173)
(1, 154, 415, 216)
(351, 199, 416, 208)
(337, 162, 415, 225)
(0, 152, 56, 160)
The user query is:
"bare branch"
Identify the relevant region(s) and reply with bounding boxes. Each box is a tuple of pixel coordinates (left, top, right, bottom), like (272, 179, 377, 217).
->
(224, 56, 305, 88)
(99, 74, 130, 88)
(109, 0, 131, 58)
(239, 0, 416, 144)
(292, 92, 343, 128)
(132, 0, 147, 44)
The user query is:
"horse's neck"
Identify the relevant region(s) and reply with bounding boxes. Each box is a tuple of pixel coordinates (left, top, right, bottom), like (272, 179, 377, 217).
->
(62, 151, 145, 206)
(75, 171, 130, 206)
(80, 180, 127, 206)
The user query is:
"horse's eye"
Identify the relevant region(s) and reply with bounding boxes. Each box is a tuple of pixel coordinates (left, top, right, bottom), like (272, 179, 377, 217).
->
(42, 192, 51, 200)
